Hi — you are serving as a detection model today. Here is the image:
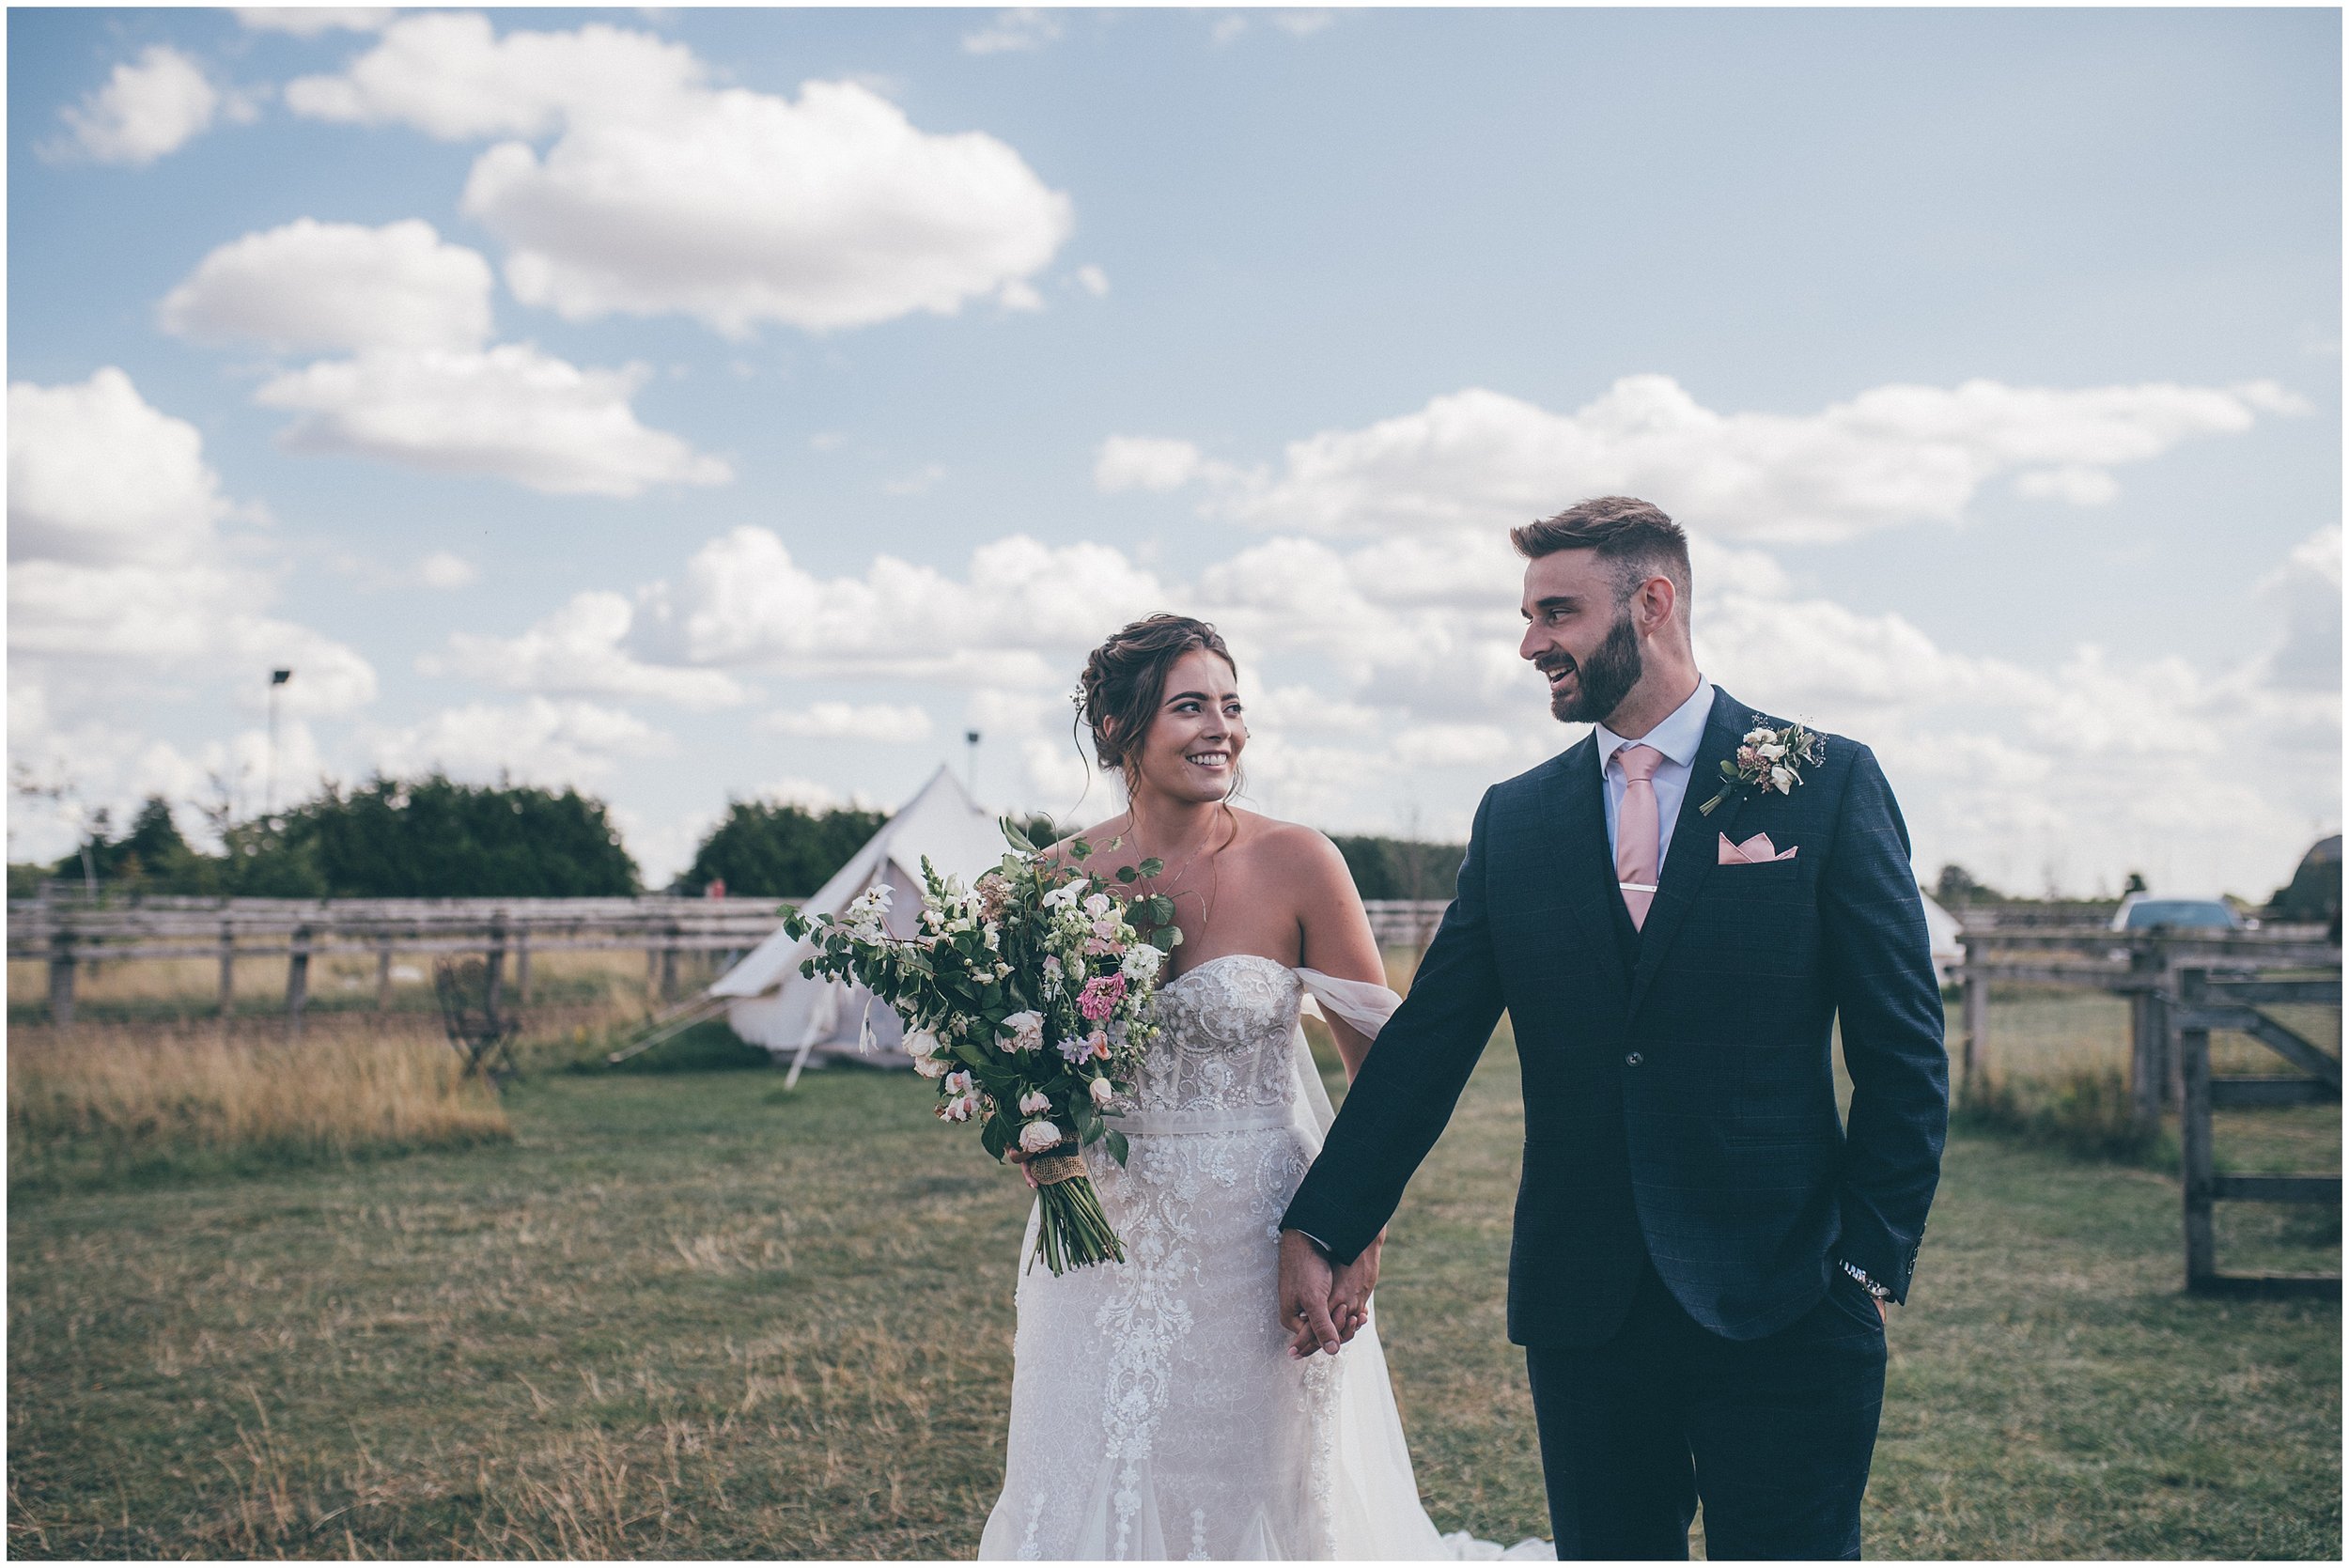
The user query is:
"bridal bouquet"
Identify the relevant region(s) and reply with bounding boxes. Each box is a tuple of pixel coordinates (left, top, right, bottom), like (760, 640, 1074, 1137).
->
(781, 824, 1179, 1275)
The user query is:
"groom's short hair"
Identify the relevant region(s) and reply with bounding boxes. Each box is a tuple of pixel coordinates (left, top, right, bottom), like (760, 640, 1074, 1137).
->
(1512, 497, 1691, 610)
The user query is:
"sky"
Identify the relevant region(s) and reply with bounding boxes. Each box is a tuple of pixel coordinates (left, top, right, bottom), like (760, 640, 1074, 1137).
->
(7, 5, 2341, 898)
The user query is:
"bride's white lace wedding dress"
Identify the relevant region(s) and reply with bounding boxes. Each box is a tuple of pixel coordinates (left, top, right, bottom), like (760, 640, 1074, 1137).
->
(976, 953, 1548, 1560)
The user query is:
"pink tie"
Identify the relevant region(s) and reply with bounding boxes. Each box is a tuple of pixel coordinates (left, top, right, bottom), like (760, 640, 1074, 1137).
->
(1614, 743, 1664, 930)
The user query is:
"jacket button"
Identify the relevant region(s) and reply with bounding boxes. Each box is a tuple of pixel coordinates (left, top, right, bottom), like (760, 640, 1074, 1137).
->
(1625, 1051, 1643, 1067)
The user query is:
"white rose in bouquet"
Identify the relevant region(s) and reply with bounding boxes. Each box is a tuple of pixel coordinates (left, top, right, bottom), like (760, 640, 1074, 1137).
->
(913, 1051, 950, 1079)
(999, 1010, 1046, 1054)
(1019, 1120, 1065, 1154)
(1089, 1076, 1115, 1109)
(1019, 1088, 1051, 1115)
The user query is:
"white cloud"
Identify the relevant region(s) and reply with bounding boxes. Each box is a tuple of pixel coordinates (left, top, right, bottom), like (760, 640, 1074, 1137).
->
(1272, 11, 1336, 38)
(8, 367, 227, 568)
(367, 696, 670, 785)
(7, 370, 382, 719)
(287, 14, 1074, 337)
(417, 550, 477, 590)
(963, 8, 1064, 54)
(235, 8, 395, 36)
(285, 13, 703, 139)
(882, 462, 949, 497)
(160, 218, 495, 352)
(761, 702, 934, 743)
(1076, 264, 1111, 298)
(2262, 525, 2341, 692)
(54, 46, 220, 164)
(630, 526, 1166, 685)
(6, 371, 382, 862)
(1096, 435, 1221, 493)
(1115, 375, 2309, 543)
(253, 344, 732, 497)
(426, 590, 749, 709)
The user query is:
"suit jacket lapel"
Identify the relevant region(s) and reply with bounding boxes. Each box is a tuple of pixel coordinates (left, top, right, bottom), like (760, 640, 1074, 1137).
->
(1536, 736, 1631, 1014)
(1626, 687, 1748, 1020)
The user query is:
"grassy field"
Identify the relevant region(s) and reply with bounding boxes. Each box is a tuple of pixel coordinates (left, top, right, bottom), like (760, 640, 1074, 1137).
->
(7, 989, 2338, 1560)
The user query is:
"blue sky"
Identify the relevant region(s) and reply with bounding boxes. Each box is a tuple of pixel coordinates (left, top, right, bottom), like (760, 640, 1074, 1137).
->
(8, 6, 2340, 895)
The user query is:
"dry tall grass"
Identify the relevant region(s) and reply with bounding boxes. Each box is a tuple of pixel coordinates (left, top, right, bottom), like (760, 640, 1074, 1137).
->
(8, 1017, 512, 1188)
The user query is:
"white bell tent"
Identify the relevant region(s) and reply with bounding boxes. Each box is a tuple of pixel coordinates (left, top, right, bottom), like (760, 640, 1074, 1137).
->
(711, 765, 1008, 1070)
(1920, 893, 1964, 982)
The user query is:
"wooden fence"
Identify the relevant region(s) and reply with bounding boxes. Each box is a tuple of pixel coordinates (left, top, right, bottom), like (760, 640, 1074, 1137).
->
(7, 894, 1462, 1032)
(6, 896, 791, 1032)
(1953, 925, 2340, 1127)
(2173, 967, 2341, 1296)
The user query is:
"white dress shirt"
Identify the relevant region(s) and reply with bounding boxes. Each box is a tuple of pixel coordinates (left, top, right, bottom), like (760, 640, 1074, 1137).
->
(1594, 677, 1715, 872)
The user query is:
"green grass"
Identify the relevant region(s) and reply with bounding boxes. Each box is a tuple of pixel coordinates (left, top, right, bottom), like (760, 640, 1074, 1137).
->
(8, 1005, 2338, 1560)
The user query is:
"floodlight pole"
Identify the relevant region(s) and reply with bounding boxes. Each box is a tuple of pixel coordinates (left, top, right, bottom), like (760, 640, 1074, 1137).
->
(966, 729, 982, 799)
(266, 668, 293, 817)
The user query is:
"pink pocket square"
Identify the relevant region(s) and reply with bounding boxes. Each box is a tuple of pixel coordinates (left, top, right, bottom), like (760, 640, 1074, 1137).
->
(1719, 831, 1798, 865)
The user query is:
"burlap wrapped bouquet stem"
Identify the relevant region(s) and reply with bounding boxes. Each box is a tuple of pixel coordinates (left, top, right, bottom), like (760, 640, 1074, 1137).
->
(1026, 1146, 1088, 1187)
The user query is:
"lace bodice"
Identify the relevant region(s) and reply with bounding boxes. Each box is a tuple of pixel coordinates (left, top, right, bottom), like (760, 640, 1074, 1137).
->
(1126, 954, 1304, 1119)
(979, 951, 1543, 1560)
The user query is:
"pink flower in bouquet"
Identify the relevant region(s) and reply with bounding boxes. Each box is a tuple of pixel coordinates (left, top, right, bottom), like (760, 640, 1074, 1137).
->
(1078, 973, 1127, 1021)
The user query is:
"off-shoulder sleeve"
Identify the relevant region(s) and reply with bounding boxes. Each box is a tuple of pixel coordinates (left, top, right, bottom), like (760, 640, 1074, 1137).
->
(1288, 969, 1405, 1136)
(1294, 967, 1404, 1038)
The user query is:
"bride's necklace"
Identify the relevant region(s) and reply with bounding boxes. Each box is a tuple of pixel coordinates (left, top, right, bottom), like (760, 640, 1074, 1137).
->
(1122, 803, 1231, 929)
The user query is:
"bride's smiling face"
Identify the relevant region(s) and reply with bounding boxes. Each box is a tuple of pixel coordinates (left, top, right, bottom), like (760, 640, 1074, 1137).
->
(1128, 648, 1246, 804)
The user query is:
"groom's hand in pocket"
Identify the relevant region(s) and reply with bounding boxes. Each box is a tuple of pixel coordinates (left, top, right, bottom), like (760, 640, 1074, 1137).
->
(1278, 1230, 1343, 1358)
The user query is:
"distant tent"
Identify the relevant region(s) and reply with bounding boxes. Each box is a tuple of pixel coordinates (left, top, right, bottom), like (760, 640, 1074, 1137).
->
(710, 766, 1007, 1070)
(1920, 893, 1964, 982)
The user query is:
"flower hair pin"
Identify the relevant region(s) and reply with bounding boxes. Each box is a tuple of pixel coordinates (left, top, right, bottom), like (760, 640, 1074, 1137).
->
(1700, 718, 1825, 815)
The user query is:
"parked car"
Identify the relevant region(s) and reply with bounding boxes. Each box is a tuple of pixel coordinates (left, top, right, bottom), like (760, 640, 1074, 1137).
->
(2109, 895, 2246, 933)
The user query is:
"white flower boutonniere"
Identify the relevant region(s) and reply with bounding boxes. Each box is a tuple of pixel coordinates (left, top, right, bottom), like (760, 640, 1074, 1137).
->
(1700, 718, 1825, 816)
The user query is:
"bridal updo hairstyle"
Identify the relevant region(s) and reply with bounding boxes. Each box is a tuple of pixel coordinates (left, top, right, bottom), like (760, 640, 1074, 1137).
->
(1075, 613, 1240, 795)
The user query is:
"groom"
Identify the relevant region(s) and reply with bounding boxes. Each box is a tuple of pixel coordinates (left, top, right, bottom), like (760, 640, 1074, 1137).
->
(1278, 497, 1947, 1560)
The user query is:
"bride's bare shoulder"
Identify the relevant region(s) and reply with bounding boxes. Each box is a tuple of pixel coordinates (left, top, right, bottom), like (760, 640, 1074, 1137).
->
(1230, 810, 1355, 885)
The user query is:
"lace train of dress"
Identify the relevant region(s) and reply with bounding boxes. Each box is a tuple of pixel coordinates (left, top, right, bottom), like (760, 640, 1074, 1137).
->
(975, 954, 1549, 1560)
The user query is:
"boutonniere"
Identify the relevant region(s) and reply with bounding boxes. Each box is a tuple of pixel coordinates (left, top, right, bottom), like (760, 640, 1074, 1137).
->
(1701, 718, 1825, 815)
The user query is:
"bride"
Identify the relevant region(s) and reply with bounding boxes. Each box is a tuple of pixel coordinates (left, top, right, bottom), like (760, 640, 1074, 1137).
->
(975, 614, 1545, 1561)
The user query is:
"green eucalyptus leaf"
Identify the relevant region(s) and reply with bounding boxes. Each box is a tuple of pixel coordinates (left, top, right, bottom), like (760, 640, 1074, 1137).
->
(1137, 857, 1164, 877)
(1104, 1127, 1130, 1167)
(1116, 865, 1140, 884)
(1071, 838, 1092, 862)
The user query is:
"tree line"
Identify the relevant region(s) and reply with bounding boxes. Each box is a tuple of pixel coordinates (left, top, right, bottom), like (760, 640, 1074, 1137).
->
(26, 778, 2325, 924)
(9, 778, 1480, 906)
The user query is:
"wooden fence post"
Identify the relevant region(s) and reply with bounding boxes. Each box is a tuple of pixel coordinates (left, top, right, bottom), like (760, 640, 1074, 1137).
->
(2128, 937, 2166, 1131)
(1960, 933, 1988, 1094)
(2177, 967, 2215, 1292)
(485, 912, 507, 1035)
(660, 923, 681, 1002)
(48, 926, 76, 1028)
(514, 928, 532, 1005)
(217, 921, 237, 1018)
(376, 938, 394, 1011)
(286, 924, 311, 1040)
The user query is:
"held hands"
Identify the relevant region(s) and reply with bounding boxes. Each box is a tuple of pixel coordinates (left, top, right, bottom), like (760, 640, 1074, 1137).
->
(1276, 1229, 1386, 1359)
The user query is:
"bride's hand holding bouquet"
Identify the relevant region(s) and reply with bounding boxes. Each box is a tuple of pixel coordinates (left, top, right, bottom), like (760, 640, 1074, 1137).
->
(782, 822, 1177, 1275)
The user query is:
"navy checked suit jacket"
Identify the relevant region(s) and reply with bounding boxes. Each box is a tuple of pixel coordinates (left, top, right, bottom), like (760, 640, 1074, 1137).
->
(1282, 687, 1949, 1347)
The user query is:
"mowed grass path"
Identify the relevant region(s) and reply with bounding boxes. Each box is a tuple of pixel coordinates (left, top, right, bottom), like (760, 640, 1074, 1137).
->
(9, 1023, 2340, 1560)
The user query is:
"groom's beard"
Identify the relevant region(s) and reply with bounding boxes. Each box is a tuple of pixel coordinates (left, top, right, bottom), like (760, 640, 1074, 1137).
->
(1544, 611, 1644, 724)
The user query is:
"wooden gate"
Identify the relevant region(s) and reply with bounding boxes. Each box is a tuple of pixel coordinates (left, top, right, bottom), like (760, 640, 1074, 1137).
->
(2172, 967, 2341, 1296)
